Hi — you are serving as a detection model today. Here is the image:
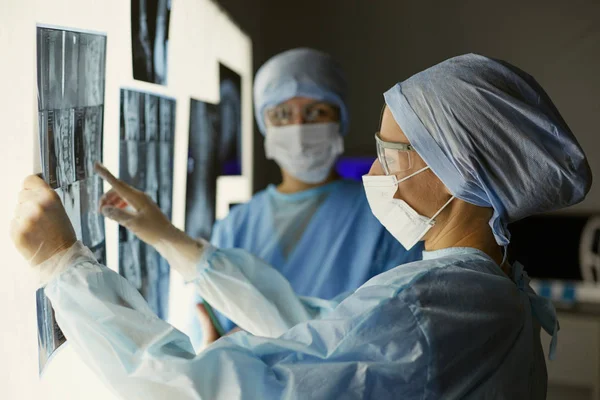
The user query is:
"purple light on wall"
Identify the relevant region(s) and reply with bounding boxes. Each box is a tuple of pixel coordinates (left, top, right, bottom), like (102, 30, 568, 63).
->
(335, 156, 375, 181)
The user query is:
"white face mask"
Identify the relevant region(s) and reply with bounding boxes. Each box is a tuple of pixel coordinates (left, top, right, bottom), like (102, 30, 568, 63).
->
(362, 166, 454, 250)
(265, 122, 344, 184)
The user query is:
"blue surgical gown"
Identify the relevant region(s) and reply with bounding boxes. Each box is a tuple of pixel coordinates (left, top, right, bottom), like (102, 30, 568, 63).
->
(190, 179, 423, 345)
(45, 244, 556, 399)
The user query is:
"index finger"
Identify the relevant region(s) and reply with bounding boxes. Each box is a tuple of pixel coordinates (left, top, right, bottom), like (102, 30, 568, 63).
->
(94, 162, 145, 210)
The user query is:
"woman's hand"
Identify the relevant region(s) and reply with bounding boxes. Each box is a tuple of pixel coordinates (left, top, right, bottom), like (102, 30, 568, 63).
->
(196, 304, 243, 350)
(10, 175, 76, 265)
(95, 163, 176, 247)
(196, 303, 221, 349)
(96, 162, 205, 280)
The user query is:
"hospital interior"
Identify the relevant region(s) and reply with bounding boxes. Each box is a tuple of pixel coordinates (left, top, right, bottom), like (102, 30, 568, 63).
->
(1, 0, 599, 398)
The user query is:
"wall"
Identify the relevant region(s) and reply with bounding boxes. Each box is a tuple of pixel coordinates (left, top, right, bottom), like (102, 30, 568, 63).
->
(0, 0, 252, 398)
(253, 0, 600, 211)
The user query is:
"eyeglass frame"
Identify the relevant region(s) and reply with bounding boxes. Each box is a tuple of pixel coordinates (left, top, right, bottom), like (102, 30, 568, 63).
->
(265, 101, 341, 126)
(374, 132, 415, 152)
(374, 132, 416, 175)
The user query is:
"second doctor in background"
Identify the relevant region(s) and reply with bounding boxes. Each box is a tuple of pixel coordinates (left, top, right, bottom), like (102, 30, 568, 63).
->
(191, 48, 422, 347)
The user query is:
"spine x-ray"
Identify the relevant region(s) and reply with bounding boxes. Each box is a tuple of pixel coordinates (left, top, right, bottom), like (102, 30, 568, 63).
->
(119, 89, 175, 319)
(35, 26, 107, 375)
(185, 64, 243, 240)
(131, 0, 171, 85)
(185, 100, 220, 240)
(218, 63, 242, 176)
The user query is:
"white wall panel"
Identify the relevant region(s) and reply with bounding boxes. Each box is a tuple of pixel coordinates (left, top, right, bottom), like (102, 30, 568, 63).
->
(0, 0, 252, 398)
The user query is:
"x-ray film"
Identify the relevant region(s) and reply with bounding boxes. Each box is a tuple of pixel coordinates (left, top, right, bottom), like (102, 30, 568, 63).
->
(218, 63, 242, 176)
(184, 64, 243, 240)
(118, 89, 175, 319)
(185, 99, 220, 240)
(35, 290, 66, 375)
(131, 0, 171, 84)
(35, 26, 107, 375)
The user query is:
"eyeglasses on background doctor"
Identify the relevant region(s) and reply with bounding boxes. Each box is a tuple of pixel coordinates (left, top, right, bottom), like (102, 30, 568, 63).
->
(266, 102, 340, 126)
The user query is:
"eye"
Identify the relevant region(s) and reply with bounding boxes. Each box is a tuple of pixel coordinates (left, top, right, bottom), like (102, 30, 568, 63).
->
(306, 108, 323, 121)
(267, 105, 292, 125)
(305, 104, 338, 122)
(274, 108, 288, 120)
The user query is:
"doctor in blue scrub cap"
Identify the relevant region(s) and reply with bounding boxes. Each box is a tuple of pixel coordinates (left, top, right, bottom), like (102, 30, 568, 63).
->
(192, 48, 422, 348)
(13, 54, 592, 399)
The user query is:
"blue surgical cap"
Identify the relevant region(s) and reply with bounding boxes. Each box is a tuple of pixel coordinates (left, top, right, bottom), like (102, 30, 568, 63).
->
(254, 48, 349, 135)
(384, 54, 592, 246)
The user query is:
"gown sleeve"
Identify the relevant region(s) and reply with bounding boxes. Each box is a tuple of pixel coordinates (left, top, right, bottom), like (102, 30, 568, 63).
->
(188, 243, 347, 337)
(45, 243, 428, 400)
(191, 202, 350, 341)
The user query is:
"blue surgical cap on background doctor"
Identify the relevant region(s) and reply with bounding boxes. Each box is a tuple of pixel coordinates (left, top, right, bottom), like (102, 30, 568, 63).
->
(254, 48, 349, 135)
(384, 53, 592, 246)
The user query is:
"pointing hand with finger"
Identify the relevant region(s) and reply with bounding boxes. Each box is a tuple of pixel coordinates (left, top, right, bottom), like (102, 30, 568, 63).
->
(95, 162, 176, 247)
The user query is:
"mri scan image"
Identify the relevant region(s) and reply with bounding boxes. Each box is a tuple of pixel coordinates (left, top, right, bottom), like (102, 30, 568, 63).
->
(185, 99, 220, 240)
(118, 89, 175, 319)
(131, 0, 171, 84)
(35, 26, 107, 375)
(218, 63, 242, 176)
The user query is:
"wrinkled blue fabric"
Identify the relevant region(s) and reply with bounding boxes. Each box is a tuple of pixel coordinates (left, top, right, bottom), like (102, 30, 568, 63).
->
(188, 180, 423, 348)
(512, 261, 559, 359)
(384, 54, 592, 245)
(46, 245, 552, 399)
(254, 48, 349, 135)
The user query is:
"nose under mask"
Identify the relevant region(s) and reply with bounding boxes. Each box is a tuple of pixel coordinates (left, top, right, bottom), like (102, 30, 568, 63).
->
(362, 166, 454, 249)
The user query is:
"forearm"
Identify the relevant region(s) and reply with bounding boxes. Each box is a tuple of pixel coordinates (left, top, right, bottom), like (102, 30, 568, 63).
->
(43, 249, 294, 400)
(151, 226, 319, 337)
(153, 224, 206, 281)
(42, 236, 332, 340)
(189, 246, 331, 337)
(39, 244, 390, 400)
(43, 251, 201, 399)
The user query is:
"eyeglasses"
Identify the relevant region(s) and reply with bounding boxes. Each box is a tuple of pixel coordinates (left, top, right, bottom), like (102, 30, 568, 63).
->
(265, 102, 340, 126)
(375, 132, 415, 175)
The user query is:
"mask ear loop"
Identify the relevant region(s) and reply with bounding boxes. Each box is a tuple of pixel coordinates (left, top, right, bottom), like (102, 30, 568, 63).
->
(395, 166, 430, 185)
(428, 195, 455, 225)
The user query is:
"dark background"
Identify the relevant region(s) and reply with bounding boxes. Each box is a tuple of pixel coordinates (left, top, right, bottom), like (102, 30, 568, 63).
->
(215, 0, 599, 205)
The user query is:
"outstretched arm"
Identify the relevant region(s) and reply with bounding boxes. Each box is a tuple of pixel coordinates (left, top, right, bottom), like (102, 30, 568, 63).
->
(10, 173, 426, 400)
(94, 163, 341, 337)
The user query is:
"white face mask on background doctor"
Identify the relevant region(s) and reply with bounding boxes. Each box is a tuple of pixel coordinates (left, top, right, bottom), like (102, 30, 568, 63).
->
(265, 122, 344, 184)
(263, 98, 344, 185)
